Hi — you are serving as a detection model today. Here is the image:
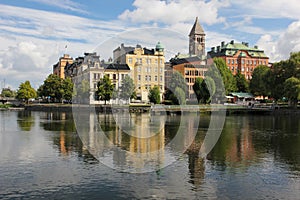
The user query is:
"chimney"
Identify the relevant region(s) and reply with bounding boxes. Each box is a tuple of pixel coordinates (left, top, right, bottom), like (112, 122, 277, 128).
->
(221, 41, 225, 47)
(211, 47, 215, 52)
(217, 46, 220, 52)
(230, 40, 234, 44)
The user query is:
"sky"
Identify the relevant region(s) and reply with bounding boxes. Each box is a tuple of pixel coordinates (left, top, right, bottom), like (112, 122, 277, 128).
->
(1, 0, 300, 89)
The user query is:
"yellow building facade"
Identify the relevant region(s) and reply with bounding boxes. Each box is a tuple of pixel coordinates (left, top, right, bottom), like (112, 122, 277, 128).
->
(113, 43, 165, 102)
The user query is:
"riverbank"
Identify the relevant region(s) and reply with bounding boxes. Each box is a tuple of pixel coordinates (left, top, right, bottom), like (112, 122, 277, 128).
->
(21, 103, 300, 115)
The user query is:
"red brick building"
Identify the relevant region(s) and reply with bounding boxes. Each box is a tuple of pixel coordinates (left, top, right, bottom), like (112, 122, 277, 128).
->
(207, 40, 269, 80)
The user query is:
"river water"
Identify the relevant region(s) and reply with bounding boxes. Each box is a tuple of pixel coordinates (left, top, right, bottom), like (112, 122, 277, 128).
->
(0, 110, 299, 199)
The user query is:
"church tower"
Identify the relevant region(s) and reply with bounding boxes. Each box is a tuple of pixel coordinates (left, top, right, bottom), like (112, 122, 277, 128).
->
(189, 17, 206, 57)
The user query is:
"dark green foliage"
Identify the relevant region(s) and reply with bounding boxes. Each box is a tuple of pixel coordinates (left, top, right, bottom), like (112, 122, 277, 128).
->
(283, 77, 300, 107)
(250, 65, 271, 98)
(96, 75, 114, 104)
(235, 71, 249, 92)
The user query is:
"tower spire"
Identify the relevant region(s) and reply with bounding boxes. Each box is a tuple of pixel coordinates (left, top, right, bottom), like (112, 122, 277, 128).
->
(189, 17, 206, 57)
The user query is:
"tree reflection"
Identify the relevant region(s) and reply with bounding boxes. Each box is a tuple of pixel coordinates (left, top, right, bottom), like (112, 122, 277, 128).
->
(17, 111, 35, 131)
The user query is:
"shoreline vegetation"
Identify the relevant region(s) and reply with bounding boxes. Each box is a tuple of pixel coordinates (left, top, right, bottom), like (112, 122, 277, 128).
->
(1, 103, 299, 115)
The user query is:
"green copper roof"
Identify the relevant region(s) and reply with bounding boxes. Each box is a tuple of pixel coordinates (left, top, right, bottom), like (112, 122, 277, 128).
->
(209, 41, 268, 58)
(156, 41, 164, 51)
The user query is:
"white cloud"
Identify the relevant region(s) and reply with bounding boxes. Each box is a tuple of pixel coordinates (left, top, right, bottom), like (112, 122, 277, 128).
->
(119, 0, 229, 25)
(257, 20, 300, 62)
(230, 0, 300, 20)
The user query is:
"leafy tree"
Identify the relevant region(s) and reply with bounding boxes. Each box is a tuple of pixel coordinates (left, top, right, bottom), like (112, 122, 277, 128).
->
(119, 75, 135, 102)
(97, 75, 114, 104)
(62, 77, 74, 101)
(234, 71, 249, 92)
(269, 52, 300, 101)
(174, 87, 186, 105)
(148, 85, 161, 104)
(250, 65, 270, 98)
(283, 77, 300, 108)
(212, 58, 237, 94)
(1, 88, 16, 98)
(75, 80, 90, 104)
(193, 77, 216, 104)
(38, 74, 74, 103)
(16, 81, 37, 103)
(206, 63, 226, 103)
(165, 71, 186, 104)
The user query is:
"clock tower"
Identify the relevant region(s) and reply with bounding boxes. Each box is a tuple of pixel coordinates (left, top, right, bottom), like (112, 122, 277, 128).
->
(189, 17, 206, 57)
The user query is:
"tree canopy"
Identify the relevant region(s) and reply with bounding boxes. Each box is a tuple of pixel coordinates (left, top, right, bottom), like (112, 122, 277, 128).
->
(119, 75, 136, 102)
(249, 65, 270, 98)
(38, 74, 74, 102)
(16, 81, 37, 103)
(164, 71, 186, 104)
(283, 77, 300, 107)
(148, 85, 161, 104)
(193, 77, 215, 104)
(235, 71, 249, 92)
(1, 88, 16, 98)
(96, 75, 114, 104)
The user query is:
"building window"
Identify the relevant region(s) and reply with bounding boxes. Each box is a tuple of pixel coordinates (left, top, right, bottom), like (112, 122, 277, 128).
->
(232, 60, 234, 64)
(155, 59, 158, 64)
(94, 83, 97, 89)
(138, 75, 141, 81)
(146, 59, 151, 64)
(94, 73, 97, 80)
(155, 76, 158, 81)
(149, 76, 151, 81)
(145, 75, 148, 81)
(121, 74, 124, 80)
(128, 58, 132, 64)
(138, 66, 141, 72)
(160, 68, 163, 73)
(254, 60, 257, 65)
(160, 76, 163, 81)
(160, 85, 163, 90)
(228, 59, 230, 64)
(195, 70, 199, 76)
(241, 60, 245, 64)
(241, 67, 245, 72)
(186, 78, 189, 83)
(113, 74, 116, 80)
(138, 84, 141, 89)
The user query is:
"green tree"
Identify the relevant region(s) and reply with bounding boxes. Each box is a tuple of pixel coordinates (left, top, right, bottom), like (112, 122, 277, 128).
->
(212, 58, 237, 94)
(165, 71, 186, 104)
(235, 71, 249, 92)
(283, 77, 300, 108)
(250, 65, 270, 98)
(16, 81, 37, 103)
(38, 74, 74, 103)
(148, 85, 161, 104)
(62, 77, 74, 101)
(1, 88, 16, 98)
(174, 87, 186, 105)
(97, 75, 114, 104)
(119, 75, 135, 102)
(75, 80, 90, 104)
(193, 77, 215, 104)
(206, 63, 226, 103)
(269, 52, 300, 101)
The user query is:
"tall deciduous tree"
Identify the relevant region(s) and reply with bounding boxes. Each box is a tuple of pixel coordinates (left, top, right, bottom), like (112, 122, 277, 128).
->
(148, 85, 161, 104)
(235, 71, 249, 92)
(193, 77, 216, 104)
(165, 71, 186, 104)
(283, 77, 300, 108)
(16, 81, 37, 103)
(38, 74, 74, 103)
(250, 65, 270, 98)
(119, 75, 135, 102)
(212, 58, 237, 94)
(1, 88, 16, 98)
(97, 75, 114, 104)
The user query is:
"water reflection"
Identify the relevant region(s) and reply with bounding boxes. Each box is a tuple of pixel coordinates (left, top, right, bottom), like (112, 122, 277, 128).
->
(1, 111, 300, 199)
(17, 111, 35, 131)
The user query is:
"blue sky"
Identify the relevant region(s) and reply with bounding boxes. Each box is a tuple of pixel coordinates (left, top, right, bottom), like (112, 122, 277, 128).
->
(1, 0, 300, 89)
